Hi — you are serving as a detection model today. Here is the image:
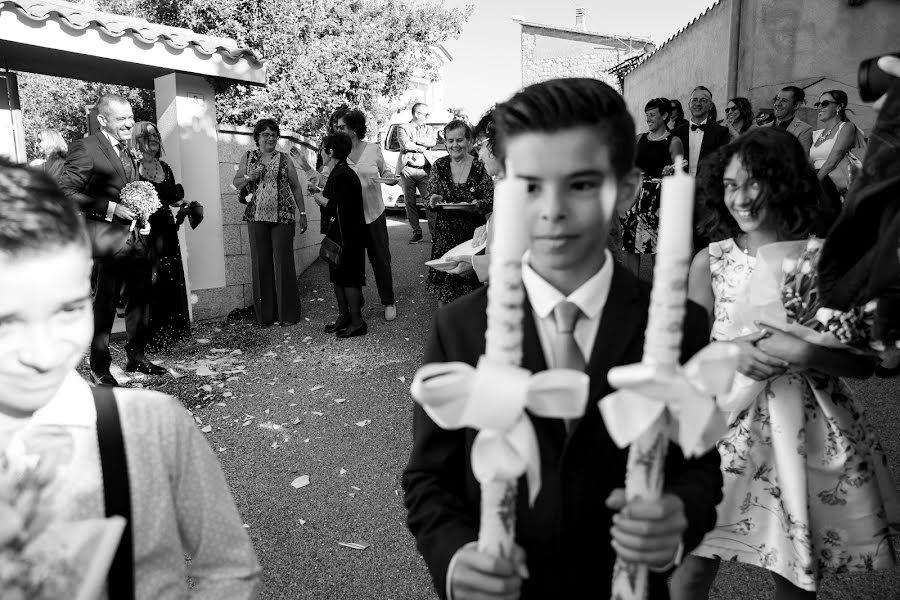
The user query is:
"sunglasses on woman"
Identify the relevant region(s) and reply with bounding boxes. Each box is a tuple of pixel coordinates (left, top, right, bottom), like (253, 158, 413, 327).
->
(814, 100, 838, 108)
(724, 107, 738, 113)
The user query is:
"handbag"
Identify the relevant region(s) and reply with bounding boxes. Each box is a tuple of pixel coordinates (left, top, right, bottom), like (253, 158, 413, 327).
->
(827, 126, 868, 195)
(238, 151, 257, 204)
(319, 206, 344, 269)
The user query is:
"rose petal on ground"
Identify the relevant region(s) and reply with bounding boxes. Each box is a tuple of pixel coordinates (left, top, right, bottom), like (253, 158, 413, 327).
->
(168, 368, 184, 378)
(196, 366, 217, 377)
(200, 384, 213, 392)
(242, 420, 253, 426)
(196, 338, 210, 344)
(218, 447, 228, 452)
(302, 336, 312, 342)
(291, 475, 310, 489)
(311, 411, 324, 416)
(222, 392, 233, 398)
(355, 420, 371, 427)
(338, 542, 369, 550)
(288, 389, 295, 394)
(309, 385, 324, 392)
(293, 417, 301, 425)
(339, 468, 347, 476)
(201, 425, 212, 433)
(333, 398, 346, 404)
(264, 352, 277, 358)
(288, 403, 297, 407)
(298, 519, 306, 525)
(351, 486, 361, 491)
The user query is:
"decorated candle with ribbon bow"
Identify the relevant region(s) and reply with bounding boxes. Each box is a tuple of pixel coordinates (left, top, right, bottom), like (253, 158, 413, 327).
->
(411, 170, 590, 560)
(600, 161, 739, 599)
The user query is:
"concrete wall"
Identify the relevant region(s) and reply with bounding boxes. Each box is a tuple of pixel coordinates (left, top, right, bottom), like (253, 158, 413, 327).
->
(521, 25, 641, 90)
(200, 125, 321, 321)
(623, 0, 899, 136)
(623, 1, 735, 133)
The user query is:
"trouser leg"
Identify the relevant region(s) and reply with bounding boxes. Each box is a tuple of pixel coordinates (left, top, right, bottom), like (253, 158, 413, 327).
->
(414, 173, 436, 236)
(333, 284, 349, 319)
(271, 223, 301, 324)
(90, 258, 118, 374)
(401, 168, 421, 234)
(669, 555, 720, 600)
(366, 212, 395, 305)
(122, 256, 151, 363)
(248, 222, 276, 325)
(345, 286, 365, 327)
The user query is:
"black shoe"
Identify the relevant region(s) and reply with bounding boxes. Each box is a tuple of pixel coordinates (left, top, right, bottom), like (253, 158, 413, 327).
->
(875, 362, 900, 378)
(325, 317, 351, 333)
(408, 232, 423, 244)
(125, 360, 167, 376)
(91, 371, 119, 386)
(336, 323, 368, 338)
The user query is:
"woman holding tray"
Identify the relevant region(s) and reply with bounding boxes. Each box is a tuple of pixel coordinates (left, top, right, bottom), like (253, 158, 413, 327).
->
(424, 120, 494, 304)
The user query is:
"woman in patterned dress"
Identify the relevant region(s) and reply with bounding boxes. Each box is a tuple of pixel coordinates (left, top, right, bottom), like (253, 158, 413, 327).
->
(620, 98, 684, 281)
(233, 119, 308, 327)
(672, 128, 898, 599)
(423, 120, 493, 305)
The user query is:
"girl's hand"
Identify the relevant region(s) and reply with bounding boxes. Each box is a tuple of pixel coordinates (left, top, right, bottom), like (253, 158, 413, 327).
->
(753, 321, 810, 368)
(734, 330, 790, 381)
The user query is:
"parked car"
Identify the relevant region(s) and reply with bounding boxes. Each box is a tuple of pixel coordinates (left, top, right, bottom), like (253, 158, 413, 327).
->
(378, 109, 452, 212)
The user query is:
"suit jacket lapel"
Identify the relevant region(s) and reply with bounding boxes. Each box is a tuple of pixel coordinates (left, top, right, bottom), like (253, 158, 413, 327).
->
(521, 295, 549, 374)
(97, 131, 128, 185)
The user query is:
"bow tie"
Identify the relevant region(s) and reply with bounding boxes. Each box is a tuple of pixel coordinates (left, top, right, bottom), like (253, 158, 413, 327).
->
(690, 123, 707, 132)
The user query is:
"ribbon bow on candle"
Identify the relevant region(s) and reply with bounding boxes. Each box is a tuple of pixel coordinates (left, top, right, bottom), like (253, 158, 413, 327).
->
(411, 355, 590, 504)
(598, 343, 740, 458)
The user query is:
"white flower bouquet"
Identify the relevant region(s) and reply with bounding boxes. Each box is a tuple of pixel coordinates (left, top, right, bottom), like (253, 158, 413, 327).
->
(119, 180, 162, 235)
(0, 441, 126, 600)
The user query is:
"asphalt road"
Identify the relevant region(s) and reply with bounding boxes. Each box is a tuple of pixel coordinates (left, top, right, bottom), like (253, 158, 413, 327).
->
(137, 214, 898, 599)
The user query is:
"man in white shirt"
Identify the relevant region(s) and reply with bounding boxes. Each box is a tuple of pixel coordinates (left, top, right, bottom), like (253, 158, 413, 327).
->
(398, 103, 438, 244)
(0, 161, 261, 598)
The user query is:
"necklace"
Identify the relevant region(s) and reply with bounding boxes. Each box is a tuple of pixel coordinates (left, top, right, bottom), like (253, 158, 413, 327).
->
(814, 121, 841, 147)
(141, 158, 162, 182)
(647, 129, 668, 141)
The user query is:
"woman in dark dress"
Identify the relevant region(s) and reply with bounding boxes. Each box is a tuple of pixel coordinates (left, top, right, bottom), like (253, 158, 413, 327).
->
(424, 120, 493, 304)
(621, 98, 684, 282)
(129, 121, 191, 350)
(310, 132, 368, 338)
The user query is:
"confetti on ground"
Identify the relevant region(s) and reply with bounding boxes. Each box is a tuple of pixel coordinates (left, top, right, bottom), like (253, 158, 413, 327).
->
(200, 384, 213, 392)
(222, 391, 233, 398)
(196, 338, 210, 344)
(211, 348, 230, 353)
(288, 389, 295, 394)
(338, 542, 369, 550)
(216, 402, 227, 407)
(311, 411, 324, 416)
(339, 468, 347, 476)
(398, 376, 406, 383)
(302, 336, 312, 342)
(298, 519, 306, 525)
(289, 403, 297, 407)
(351, 486, 361, 491)
(292, 357, 303, 363)
(309, 385, 324, 392)
(218, 447, 228, 453)
(355, 420, 371, 427)
(264, 352, 277, 358)
(293, 417, 301, 425)
(291, 475, 310, 489)
(242, 419, 254, 426)
(168, 368, 184, 378)
(201, 425, 212, 433)
(243, 524, 250, 528)
(196, 366, 217, 377)
(333, 398, 346, 404)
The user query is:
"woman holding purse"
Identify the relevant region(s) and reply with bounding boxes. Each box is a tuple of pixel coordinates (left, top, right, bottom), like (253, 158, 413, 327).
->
(310, 132, 368, 338)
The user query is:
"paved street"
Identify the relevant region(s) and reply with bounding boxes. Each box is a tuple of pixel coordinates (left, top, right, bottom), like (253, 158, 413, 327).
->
(134, 214, 898, 599)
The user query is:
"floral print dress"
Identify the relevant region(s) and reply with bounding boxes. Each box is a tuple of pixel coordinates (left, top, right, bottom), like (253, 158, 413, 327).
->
(690, 239, 899, 591)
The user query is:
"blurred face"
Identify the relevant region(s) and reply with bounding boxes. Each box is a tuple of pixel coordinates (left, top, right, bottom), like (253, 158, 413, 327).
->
(724, 101, 740, 125)
(257, 127, 279, 152)
(645, 107, 667, 132)
(506, 126, 638, 294)
(334, 118, 358, 141)
(143, 125, 161, 156)
(0, 244, 93, 418)
(723, 155, 768, 234)
(816, 93, 840, 122)
(773, 90, 799, 121)
(97, 100, 134, 141)
(689, 90, 712, 121)
(669, 103, 680, 122)
(444, 127, 472, 160)
(412, 105, 429, 125)
(475, 138, 502, 177)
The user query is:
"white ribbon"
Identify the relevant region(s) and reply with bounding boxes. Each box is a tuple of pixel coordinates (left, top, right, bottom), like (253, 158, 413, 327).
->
(599, 342, 740, 458)
(411, 355, 590, 504)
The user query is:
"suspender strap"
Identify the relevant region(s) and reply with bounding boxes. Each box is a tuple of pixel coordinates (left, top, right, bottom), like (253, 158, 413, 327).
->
(91, 385, 135, 600)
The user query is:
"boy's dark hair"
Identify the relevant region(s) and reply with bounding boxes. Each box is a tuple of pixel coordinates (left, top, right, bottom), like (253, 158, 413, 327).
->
(644, 97, 672, 121)
(0, 159, 88, 257)
(696, 127, 832, 241)
(473, 107, 498, 154)
(494, 78, 636, 177)
(341, 109, 367, 139)
(322, 132, 353, 161)
(781, 85, 805, 105)
(253, 118, 280, 144)
(443, 119, 473, 141)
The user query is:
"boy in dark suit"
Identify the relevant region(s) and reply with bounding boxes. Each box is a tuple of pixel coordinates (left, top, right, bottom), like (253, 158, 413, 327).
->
(402, 78, 723, 600)
(60, 93, 165, 385)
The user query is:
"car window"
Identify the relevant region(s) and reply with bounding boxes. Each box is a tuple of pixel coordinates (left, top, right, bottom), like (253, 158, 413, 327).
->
(386, 125, 401, 151)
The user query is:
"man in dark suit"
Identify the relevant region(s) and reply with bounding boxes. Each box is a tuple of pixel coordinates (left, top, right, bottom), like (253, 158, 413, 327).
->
(403, 79, 723, 600)
(60, 93, 166, 385)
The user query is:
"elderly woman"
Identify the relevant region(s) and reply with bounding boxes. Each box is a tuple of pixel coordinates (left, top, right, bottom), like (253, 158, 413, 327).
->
(334, 109, 397, 321)
(310, 133, 368, 338)
(29, 127, 68, 182)
(233, 118, 308, 327)
(424, 119, 493, 304)
(724, 97, 756, 137)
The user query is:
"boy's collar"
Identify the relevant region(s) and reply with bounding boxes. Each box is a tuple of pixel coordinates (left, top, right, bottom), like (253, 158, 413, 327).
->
(522, 250, 614, 320)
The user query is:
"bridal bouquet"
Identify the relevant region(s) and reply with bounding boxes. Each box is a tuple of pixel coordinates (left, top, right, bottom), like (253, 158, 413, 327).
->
(120, 180, 161, 235)
(0, 441, 125, 600)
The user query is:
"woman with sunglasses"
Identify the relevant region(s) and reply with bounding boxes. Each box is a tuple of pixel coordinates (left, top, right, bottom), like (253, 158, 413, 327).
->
(810, 90, 864, 202)
(724, 97, 756, 138)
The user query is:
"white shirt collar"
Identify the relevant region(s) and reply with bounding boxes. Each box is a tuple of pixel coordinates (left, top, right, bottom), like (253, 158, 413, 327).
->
(690, 118, 709, 129)
(521, 249, 614, 320)
(101, 129, 124, 150)
(28, 371, 96, 428)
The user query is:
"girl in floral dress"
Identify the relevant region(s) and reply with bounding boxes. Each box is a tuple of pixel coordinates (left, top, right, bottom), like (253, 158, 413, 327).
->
(672, 128, 898, 599)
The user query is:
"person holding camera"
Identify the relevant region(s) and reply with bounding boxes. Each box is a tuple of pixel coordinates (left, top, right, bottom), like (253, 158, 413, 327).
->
(233, 118, 307, 328)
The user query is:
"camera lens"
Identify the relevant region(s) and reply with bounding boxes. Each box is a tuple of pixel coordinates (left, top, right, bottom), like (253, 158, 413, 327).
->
(859, 53, 900, 103)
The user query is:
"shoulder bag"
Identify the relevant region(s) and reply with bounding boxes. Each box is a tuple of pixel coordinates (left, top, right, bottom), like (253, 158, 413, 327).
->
(238, 151, 257, 204)
(319, 202, 343, 269)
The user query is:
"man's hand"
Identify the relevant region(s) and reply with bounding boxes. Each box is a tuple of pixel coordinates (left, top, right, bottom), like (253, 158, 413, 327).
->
(449, 542, 528, 600)
(733, 329, 790, 381)
(606, 490, 686, 569)
(113, 204, 135, 222)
